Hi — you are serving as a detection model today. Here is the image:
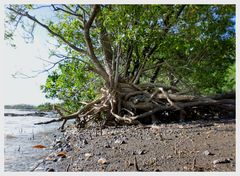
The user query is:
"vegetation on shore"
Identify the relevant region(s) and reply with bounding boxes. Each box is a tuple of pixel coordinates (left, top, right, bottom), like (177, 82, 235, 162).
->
(4, 103, 54, 112)
(4, 104, 36, 110)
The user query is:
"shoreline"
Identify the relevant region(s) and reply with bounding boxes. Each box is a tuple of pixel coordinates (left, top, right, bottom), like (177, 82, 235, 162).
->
(32, 118, 236, 172)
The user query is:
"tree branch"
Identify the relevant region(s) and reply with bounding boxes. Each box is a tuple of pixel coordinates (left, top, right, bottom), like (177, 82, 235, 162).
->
(51, 4, 84, 23)
(83, 5, 109, 82)
(97, 20, 113, 76)
(7, 6, 87, 55)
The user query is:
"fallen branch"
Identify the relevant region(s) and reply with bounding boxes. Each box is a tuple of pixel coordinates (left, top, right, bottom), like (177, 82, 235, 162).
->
(34, 118, 66, 125)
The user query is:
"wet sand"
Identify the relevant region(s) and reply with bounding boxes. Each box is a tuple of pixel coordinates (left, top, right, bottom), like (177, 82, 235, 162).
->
(35, 118, 235, 172)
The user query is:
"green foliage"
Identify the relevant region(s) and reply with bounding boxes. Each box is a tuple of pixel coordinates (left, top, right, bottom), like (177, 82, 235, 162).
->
(5, 4, 235, 109)
(98, 5, 235, 95)
(222, 62, 235, 91)
(41, 58, 101, 112)
(36, 102, 53, 112)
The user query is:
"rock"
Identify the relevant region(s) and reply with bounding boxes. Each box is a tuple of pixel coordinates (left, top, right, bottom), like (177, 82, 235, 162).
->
(131, 150, 146, 155)
(114, 139, 126, 144)
(98, 158, 107, 165)
(102, 130, 108, 136)
(202, 150, 214, 156)
(104, 142, 111, 148)
(166, 155, 173, 159)
(213, 158, 231, 165)
(136, 150, 146, 155)
(66, 136, 71, 141)
(58, 157, 63, 162)
(82, 139, 88, 145)
(54, 140, 62, 148)
(56, 148, 63, 152)
(85, 153, 93, 161)
(85, 153, 93, 157)
(56, 139, 62, 143)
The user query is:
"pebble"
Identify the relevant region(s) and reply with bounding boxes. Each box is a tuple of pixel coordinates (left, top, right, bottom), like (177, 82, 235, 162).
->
(166, 155, 173, 159)
(98, 158, 107, 165)
(57, 148, 63, 152)
(114, 139, 126, 144)
(213, 158, 231, 165)
(202, 150, 214, 156)
(131, 150, 146, 155)
(66, 136, 71, 141)
(55, 142, 62, 148)
(110, 131, 115, 135)
(85, 153, 93, 161)
(82, 139, 88, 145)
(56, 139, 62, 143)
(104, 142, 111, 148)
(136, 150, 146, 155)
(58, 157, 63, 162)
(102, 130, 108, 136)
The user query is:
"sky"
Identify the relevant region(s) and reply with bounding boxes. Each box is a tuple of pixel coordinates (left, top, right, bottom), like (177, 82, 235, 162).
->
(3, 31, 51, 105)
(2, 5, 65, 106)
(3, 20, 57, 105)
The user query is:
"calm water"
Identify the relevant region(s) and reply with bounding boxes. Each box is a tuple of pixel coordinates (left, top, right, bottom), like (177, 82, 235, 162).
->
(4, 109, 62, 171)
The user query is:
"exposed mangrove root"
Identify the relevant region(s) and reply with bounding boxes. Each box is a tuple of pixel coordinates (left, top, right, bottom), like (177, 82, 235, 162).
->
(35, 83, 235, 129)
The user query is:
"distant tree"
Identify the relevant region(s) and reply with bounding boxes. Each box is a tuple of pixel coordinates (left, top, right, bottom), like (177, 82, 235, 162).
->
(4, 104, 36, 110)
(36, 102, 54, 112)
